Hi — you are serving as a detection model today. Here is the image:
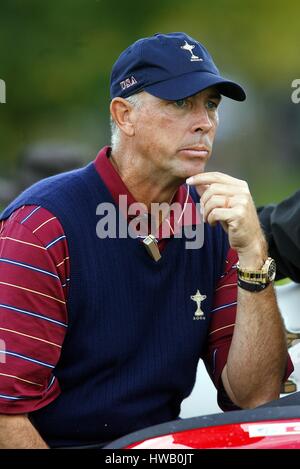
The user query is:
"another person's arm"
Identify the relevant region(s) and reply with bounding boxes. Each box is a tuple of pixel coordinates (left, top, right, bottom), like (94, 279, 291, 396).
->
(257, 189, 300, 281)
(187, 173, 290, 409)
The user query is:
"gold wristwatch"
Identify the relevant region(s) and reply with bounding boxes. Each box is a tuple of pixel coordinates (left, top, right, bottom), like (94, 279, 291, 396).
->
(237, 257, 276, 292)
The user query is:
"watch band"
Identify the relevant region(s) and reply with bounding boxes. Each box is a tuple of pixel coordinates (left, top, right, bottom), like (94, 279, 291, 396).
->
(237, 270, 269, 283)
(237, 277, 271, 292)
(236, 257, 276, 285)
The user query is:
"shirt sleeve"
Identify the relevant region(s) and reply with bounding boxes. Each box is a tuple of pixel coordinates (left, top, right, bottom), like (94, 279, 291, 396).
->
(202, 248, 294, 411)
(0, 205, 69, 414)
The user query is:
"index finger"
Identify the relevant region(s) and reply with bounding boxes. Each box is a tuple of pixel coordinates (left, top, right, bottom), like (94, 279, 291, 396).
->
(186, 171, 240, 186)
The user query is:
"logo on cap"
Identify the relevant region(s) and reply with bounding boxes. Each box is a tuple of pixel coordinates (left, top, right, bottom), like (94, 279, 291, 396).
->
(120, 76, 138, 91)
(181, 41, 203, 62)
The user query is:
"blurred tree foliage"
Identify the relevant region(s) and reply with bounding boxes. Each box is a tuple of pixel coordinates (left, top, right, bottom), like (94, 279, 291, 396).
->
(0, 0, 299, 202)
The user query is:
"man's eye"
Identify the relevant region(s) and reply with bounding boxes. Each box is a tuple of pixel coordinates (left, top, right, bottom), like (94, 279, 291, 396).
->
(174, 99, 188, 108)
(207, 100, 218, 110)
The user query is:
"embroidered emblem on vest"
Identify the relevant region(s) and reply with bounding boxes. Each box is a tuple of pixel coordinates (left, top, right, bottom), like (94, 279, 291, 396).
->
(191, 289, 206, 320)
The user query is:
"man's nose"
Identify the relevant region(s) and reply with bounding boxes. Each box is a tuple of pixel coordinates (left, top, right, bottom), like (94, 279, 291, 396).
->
(191, 108, 213, 133)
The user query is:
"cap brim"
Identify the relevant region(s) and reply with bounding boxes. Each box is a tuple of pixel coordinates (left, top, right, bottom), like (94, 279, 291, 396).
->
(144, 71, 246, 102)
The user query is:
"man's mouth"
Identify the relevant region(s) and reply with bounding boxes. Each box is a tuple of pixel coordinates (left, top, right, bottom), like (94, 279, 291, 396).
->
(179, 145, 210, 158)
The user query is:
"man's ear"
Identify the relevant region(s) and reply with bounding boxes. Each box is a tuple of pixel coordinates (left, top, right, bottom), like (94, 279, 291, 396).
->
(110, 98, 135, 137)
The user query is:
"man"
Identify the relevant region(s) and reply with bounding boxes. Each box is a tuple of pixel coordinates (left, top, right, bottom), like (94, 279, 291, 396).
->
(0, 32, 293, 448)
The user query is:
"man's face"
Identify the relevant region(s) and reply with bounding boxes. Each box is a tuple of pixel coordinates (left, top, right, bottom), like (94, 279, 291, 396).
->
(131, 87, 221, 181)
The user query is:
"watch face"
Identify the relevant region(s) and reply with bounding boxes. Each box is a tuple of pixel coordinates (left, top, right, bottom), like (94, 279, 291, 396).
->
(267, 259, 277, 281)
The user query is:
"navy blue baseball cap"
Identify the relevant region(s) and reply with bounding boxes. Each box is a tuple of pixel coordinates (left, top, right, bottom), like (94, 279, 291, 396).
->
(110, 32, 246, 102)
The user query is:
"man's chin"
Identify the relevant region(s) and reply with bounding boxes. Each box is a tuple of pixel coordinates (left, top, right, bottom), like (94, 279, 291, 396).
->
(177, 166, 206, 181)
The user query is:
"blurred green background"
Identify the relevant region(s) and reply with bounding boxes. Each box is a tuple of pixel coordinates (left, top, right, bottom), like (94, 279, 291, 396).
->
(0, 0, 299, 207)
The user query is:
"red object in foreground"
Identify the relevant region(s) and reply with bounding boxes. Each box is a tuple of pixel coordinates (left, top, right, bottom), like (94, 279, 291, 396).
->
(104, 394, 300, 449)
(126, 419, 300, 449)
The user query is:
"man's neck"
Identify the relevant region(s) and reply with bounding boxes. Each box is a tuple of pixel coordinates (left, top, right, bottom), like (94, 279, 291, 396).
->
(109, 150, 179, 211)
